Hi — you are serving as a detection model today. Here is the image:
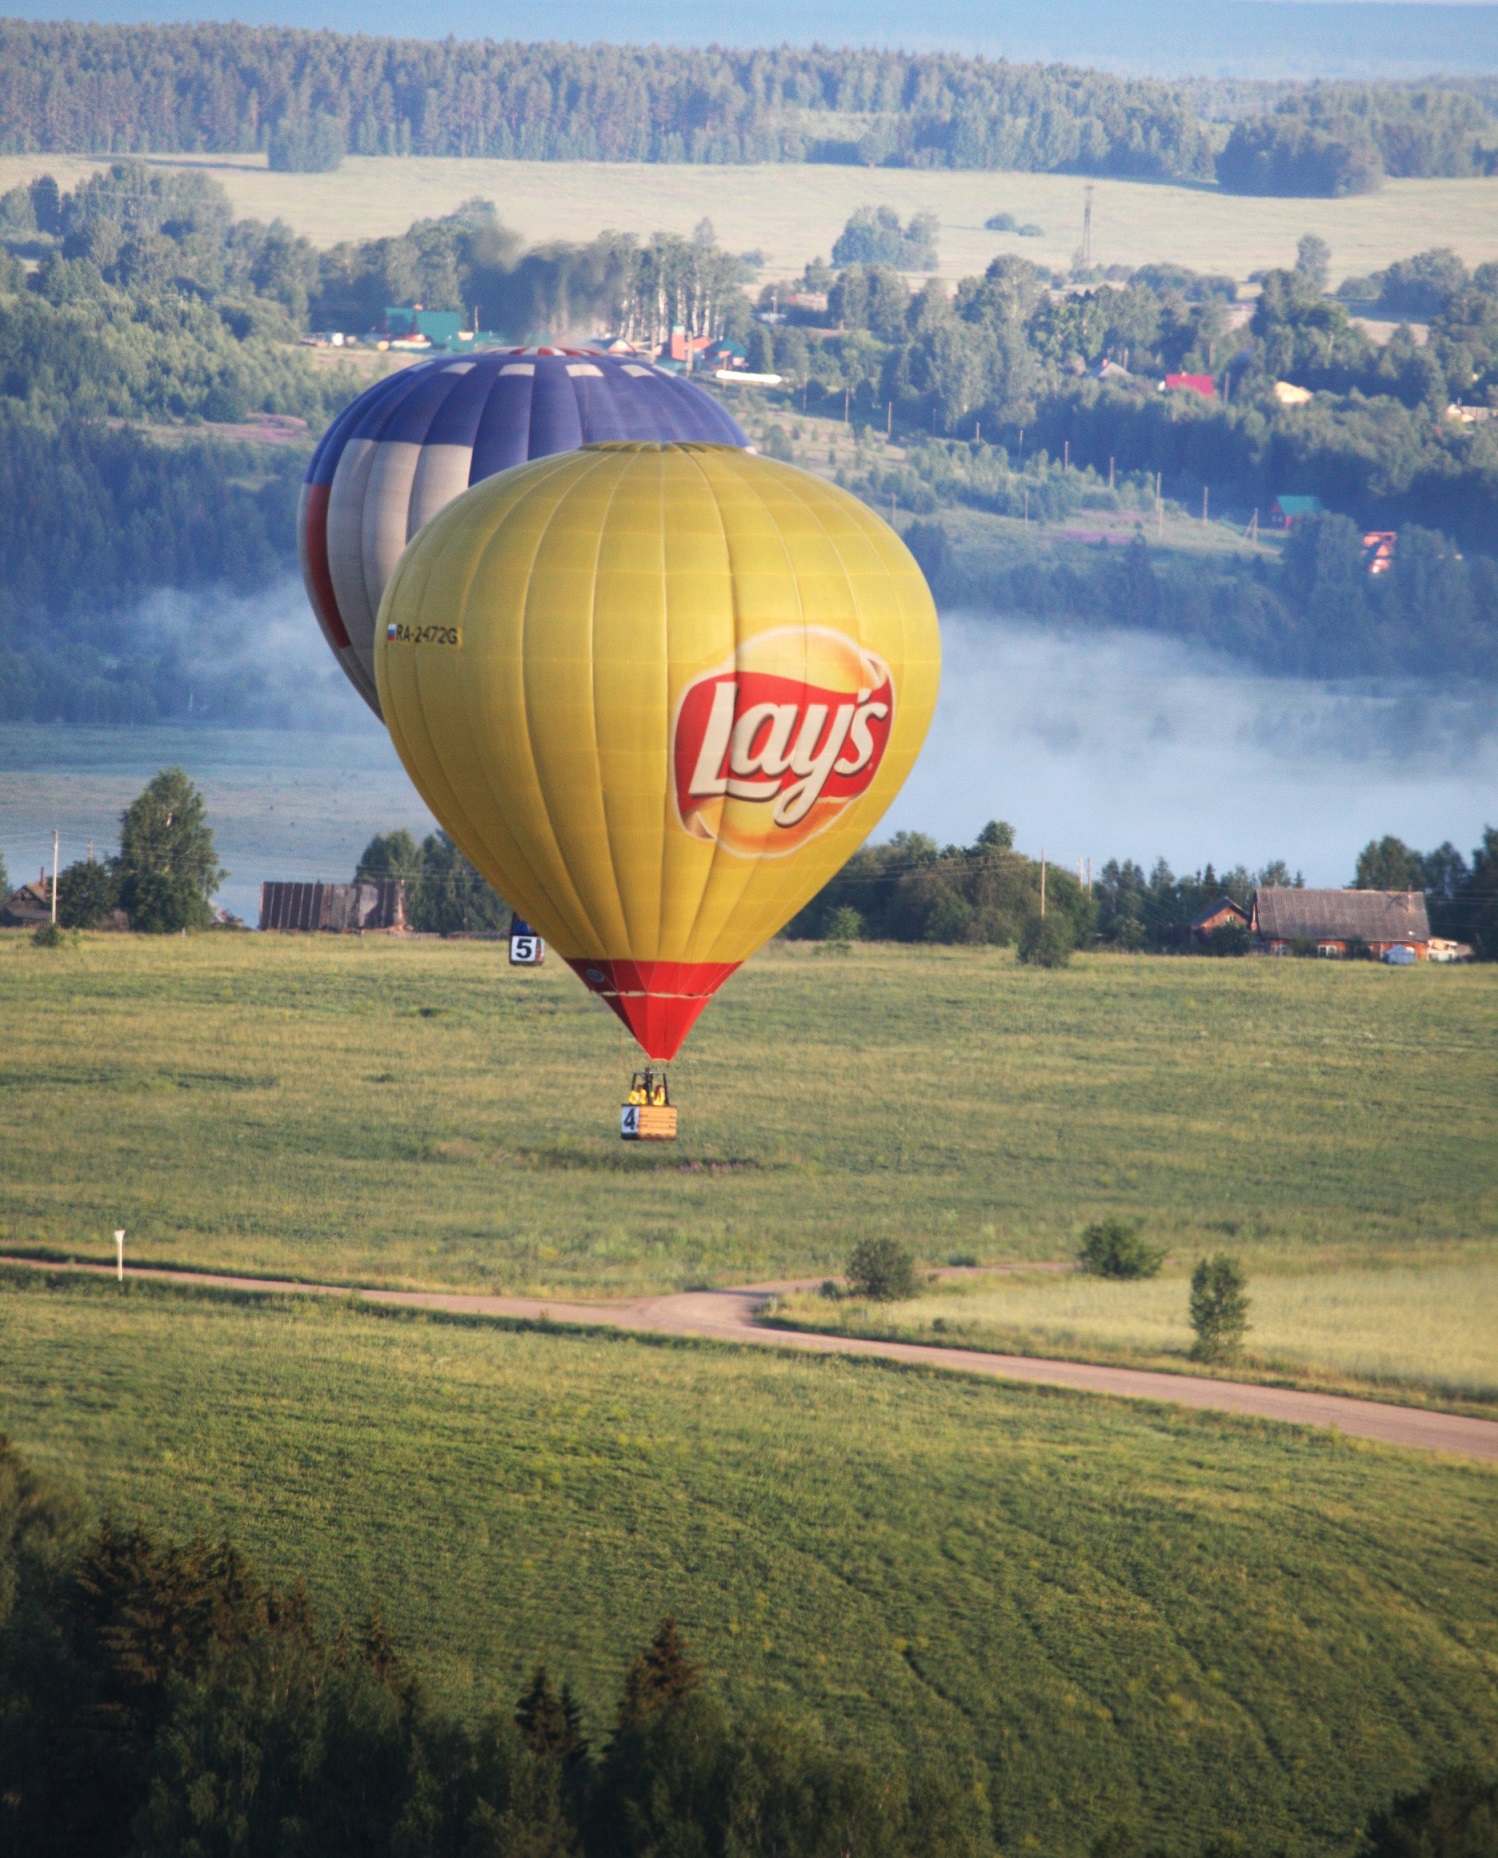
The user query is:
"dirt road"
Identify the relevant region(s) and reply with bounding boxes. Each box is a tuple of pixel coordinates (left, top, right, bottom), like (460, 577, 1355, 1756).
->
(7, 1256, 1497, 1462)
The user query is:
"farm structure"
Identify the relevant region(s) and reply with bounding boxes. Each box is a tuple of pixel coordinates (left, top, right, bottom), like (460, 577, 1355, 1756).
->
(0, 877, 52, 928)
(1163, 372, 1216, 398)
(259, 880, 406, 934)
(1186, 895, 1250, 945)
(1270, 495, 1324, 528)
(1252, 887, 1430, 959)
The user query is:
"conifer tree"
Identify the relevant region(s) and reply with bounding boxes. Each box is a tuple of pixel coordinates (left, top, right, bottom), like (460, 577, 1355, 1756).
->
(616, 1616, 701, 1728)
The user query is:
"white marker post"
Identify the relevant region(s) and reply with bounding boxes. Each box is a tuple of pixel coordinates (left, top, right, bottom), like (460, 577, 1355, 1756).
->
(114, 1229, 125, 1283)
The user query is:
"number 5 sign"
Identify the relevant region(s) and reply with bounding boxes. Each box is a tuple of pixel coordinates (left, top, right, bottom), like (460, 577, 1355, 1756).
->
(508, 917, 545, 966)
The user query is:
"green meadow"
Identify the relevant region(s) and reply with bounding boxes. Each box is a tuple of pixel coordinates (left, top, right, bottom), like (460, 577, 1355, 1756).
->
(1, 934, 1493, 1298)
(775, 1253, 1498, 1408)
(1, 1268, 1494, 1858)
(0, 151, 1494, 287)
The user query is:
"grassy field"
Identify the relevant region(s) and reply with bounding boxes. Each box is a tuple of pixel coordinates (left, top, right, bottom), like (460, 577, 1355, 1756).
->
(1, 1267, 1494, 1857)
(1, 151, 1495, 286)
(775, 1252, 1498, 1406)
(0, 934, 1493, 1300)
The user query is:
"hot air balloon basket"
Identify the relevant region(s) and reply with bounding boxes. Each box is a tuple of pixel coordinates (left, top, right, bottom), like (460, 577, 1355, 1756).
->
(620, 1104, 678, 1142)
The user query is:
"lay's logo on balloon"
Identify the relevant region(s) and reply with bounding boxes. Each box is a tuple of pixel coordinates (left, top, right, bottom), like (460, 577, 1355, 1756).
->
(672, 628, 894, 855)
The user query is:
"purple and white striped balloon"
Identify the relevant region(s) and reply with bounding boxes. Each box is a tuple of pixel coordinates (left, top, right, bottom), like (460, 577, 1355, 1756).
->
(299, 347, 749, 717)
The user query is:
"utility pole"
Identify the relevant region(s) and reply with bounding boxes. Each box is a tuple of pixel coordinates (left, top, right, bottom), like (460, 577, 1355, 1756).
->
(50, 830, 58, 923)
(115, 1229, 125, 1283)
(1063, 439, 1069, 472)
(886, 400, 892, 439)
(1202, 485, 1209, 526)
(1108, 456, 1114, 490)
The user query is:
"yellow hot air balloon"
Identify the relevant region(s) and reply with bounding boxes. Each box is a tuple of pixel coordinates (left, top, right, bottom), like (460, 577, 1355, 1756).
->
(376, 441, 940, 1059)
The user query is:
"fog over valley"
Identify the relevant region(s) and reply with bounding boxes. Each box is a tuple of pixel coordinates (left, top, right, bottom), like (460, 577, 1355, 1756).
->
(4, 598, 1493, 921)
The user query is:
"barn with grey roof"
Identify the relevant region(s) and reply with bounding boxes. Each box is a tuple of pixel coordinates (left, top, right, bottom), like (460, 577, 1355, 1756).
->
(1251, 888, 1430, 958)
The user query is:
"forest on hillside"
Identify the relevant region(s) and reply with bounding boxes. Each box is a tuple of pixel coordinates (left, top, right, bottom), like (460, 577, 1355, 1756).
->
(1, 23, 1495, 192)
(2, 165, 1497, 724)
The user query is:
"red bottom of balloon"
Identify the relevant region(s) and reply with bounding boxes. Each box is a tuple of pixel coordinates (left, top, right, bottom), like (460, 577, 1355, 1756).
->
(566, 957, 741, 1060)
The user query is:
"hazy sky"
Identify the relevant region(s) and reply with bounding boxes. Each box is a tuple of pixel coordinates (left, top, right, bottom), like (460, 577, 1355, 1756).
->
(14, 1, 1498, 78)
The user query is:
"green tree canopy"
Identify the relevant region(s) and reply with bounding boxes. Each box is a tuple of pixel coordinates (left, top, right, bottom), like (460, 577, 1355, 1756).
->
(1354, 836, 1426, 891)
(116, 767, 225, 932)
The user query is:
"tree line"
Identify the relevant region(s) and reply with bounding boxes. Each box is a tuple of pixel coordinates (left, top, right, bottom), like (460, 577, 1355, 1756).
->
(3, 23, 1497, 194)
(0, 1432, 988, 1856)
(355, 828, 510, 937)
(0, 24, 1217, 180)
(1217, 84, 1498, 197)
(788, 821, 1498, 961)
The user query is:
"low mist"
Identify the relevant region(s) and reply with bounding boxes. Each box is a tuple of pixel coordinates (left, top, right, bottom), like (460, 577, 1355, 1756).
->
(884, 614, 1498, 886)
(127, 575, 374, 733)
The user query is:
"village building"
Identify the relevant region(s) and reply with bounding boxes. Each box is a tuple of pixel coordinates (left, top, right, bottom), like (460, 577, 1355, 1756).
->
(259, 880, 407, 934)
(1251, 887, 1431, 959)
(0, 876, 54, 928)
(1186, 895, 1250, 945)
(1162, 372, 1216, 398)
(1269, 495, 1323, 528)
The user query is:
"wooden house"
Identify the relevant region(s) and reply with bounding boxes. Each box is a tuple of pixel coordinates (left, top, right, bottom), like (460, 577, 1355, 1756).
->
(1187, 896, 1250, 945)
(0, 877, 52, 928)
(1251, 887, 1430, 959)
(1269, 495, 1323, 528)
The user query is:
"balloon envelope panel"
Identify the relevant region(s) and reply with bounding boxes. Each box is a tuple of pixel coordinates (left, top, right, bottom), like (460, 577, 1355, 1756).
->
(299, 351, 748, 716)
(376, 442, 941, 1058)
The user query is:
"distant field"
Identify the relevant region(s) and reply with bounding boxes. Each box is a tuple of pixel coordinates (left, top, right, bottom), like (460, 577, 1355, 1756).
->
(777, 1254, 1498, 1404)
(0, 935, 1492, 1296)
(1, 1270, 1494, 1858)
(2, 150, 1495, 284)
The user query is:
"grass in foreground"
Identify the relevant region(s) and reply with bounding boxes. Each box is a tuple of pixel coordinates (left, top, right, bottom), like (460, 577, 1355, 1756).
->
(774, 1249, 1498, 1410)
(0, 934, 1493, 1295)
(1, 1270, 1495, 1857)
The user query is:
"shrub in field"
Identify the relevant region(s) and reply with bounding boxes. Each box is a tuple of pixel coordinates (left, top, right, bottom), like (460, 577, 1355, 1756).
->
(1204, 921, 1252, 957)
(846, 1236, 918, 1302)
(1017, 913, 1074, 968)
(29, 921, 65, 948)
(823, 905, 862, 946)
(1189, 1253, 1250, 1361)
(1078, 1217, 1164, 1279)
